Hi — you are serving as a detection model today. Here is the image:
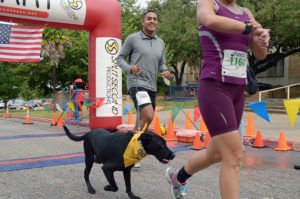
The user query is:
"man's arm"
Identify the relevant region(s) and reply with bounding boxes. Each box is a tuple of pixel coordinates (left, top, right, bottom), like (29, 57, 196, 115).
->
(117, 36, 133, 73)
(158, 42, 167, 73)
(158, 42, 172, 79)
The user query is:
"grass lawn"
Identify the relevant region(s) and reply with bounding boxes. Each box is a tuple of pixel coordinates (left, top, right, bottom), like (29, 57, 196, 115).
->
(0, 98, 198, 119)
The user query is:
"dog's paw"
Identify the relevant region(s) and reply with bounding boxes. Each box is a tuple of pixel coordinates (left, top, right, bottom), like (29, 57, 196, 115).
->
(87, 187, 96, 194)
(104, 185, 118, 192)
(128, 192, 141, 199)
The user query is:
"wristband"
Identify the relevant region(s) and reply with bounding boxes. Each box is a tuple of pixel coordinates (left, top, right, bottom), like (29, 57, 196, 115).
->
(243, 21, 251, 35)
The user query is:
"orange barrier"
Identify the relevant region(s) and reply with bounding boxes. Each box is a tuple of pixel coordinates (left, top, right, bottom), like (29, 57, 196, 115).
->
(203, 132, 210, 148)
(184, 111, 193, 130)
(56, 112, 63, 127)
(166, 110, 177, 141)
(191, 132, 202, 150)
(244, 113, 256, 138)
(252, 130, 266, 148)
(275, 131, 292, 151)
(50, 112, 57, 126)
(4, 106, 10, 118)
(23, 107, 33, 125)
(128, 109, 134, 125)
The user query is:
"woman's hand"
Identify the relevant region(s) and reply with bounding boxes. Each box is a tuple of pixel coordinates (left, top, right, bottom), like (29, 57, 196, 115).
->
(249, 19, 262, 35)
(252, 28, 271, 48)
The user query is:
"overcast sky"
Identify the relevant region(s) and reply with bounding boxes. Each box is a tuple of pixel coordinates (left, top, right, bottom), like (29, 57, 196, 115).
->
(136, 0, 148, 8)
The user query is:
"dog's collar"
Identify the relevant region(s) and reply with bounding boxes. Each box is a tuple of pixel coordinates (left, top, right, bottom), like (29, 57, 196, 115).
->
(123, 133, 147, 168)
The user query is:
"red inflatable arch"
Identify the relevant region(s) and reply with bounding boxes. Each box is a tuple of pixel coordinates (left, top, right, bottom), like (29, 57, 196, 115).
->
(0, 0, 122, 129)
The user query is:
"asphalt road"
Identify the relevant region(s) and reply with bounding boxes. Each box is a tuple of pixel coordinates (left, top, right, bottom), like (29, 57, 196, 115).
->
(0, 118, 299, 199)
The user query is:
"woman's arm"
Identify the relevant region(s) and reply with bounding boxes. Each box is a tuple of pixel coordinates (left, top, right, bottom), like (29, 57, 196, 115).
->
(197, 0, 247, 33)
(243, 8, 270, 60)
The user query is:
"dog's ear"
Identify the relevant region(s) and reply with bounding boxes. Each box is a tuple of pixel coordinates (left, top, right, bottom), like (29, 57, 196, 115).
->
(138, 133, 152, 143)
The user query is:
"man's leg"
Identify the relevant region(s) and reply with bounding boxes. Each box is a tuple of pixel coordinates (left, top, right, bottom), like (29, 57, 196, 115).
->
(133, 104, 154, 131)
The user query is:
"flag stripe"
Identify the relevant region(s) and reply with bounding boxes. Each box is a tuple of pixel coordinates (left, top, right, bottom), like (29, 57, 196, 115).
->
(0, 49, 41, 53)
(9, 39, 42, 43)
(0, 47, 41, 51)
(11, 30, 44, 34)
(1, 43, 42, 47)
(0, 55, 40, 59)
(0, 52, 41, 56)
(0, 58, 40, 62)
(10, 34, 42, 40)
(12, 25, 43, 30)
(0, 23, 43, 62)
(10, 32, 42, 38)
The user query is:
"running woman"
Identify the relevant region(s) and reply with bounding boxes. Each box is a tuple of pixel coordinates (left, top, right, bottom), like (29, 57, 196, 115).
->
(166, 0, 270, 198)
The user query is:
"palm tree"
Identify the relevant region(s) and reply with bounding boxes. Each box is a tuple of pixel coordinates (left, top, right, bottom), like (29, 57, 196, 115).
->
(41, 28, 72, 95)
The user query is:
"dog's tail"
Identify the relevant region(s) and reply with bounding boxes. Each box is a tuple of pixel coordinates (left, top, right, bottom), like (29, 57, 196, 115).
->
(63, 125, 87, 141)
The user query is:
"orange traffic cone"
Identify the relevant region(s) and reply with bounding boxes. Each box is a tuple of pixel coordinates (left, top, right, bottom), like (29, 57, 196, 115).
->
(244, 113, 256, 138)
(23, 106, 33, 124)
(199, 115, 208, 133)
(191, 132, 202, 150)
(275, 131, 292, 151)
(166, 110, 177, 141)
(4, 106, 10, 118)
(56, 112, 63, 127)
(185, 111, 193, 130)
(50, 112, 57, 126)
(151, 111, 157, 129)
(173, 120, 177, 130)
(128, 109, 134, 125)
(252, 130, 266, 148)
(154, 116, 162, 136)
(203, 132, 210, 148)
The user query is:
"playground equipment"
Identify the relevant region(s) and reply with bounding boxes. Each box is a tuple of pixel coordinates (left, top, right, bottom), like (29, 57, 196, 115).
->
(0, 0, 122, 129)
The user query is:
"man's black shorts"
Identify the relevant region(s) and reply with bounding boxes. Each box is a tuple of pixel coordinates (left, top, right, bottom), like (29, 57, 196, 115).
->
(128, 87, 156, 111)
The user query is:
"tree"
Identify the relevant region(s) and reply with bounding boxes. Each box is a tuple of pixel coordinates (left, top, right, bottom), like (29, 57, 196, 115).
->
(154, 0, 202, 85)
(119, 0, 143, 41)
(238, 0, 300, 74)
(118, 0, 143, 93)
(41, 28, 72, 95)
(0, 62, 19, 106)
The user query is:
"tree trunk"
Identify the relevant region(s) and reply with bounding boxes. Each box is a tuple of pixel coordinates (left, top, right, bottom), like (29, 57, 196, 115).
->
(250, 47, 300, 75)
(52, 64, 56, 95)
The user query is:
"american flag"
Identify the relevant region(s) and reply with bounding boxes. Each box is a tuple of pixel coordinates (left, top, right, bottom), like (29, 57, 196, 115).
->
(0, 22, 44, 62)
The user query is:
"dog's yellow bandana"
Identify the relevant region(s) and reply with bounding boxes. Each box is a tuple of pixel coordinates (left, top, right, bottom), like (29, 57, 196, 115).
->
(123, 133, 147, 168)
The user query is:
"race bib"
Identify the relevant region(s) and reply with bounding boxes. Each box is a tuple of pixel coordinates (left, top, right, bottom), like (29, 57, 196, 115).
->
(222, 50, 247, 78)
(136, 91, 151, 106)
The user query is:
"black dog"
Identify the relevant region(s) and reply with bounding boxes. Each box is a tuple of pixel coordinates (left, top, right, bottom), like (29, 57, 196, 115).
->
(63, 125, 175, 199)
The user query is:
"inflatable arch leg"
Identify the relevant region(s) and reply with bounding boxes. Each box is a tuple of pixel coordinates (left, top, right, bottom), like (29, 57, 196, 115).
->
(0, 0, 122, 129)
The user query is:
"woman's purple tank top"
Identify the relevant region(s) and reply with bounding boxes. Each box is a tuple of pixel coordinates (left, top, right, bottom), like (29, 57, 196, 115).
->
(199, 0, 251, 85)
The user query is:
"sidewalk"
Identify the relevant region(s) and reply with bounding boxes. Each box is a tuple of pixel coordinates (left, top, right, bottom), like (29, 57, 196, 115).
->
(2, 110, 300, 149)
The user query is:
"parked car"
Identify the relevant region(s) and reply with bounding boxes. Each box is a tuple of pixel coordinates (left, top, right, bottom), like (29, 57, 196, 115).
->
(9, 99, 26, 110)
(0, 101, 4, 109)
